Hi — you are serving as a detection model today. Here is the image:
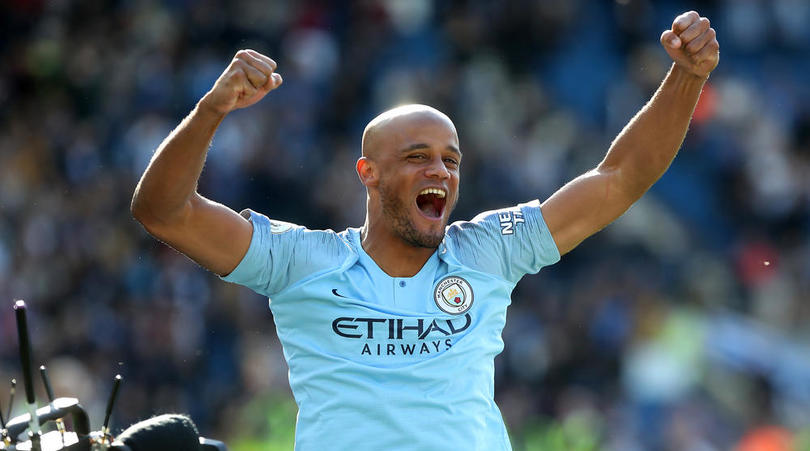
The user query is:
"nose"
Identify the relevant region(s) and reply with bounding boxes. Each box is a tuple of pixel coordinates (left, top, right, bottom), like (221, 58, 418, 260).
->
(425, 156, 450, 179)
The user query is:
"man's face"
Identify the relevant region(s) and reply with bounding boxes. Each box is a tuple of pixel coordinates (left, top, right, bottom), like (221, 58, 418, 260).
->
(372, 114, 461, 248)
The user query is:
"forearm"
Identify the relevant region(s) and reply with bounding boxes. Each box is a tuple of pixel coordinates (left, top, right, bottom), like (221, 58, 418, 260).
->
(540, 11, 718, 255)
(131, 98, 226, 226)
(601, 63, 707, 196)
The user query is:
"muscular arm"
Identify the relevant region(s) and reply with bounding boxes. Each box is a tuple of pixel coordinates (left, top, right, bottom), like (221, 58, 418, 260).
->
(131, 50, 282, 275)
(541, 11, 719, 255)
(131, 103, 251, 275)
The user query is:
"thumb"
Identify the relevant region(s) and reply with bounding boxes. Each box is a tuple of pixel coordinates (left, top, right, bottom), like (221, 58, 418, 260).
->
(660, 30, 682, 49)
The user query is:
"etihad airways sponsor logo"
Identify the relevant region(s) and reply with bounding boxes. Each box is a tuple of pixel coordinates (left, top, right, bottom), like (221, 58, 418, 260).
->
(332, 314, 471, 340)
(361, 340, 453, 356)
(331, 314, 472, 356)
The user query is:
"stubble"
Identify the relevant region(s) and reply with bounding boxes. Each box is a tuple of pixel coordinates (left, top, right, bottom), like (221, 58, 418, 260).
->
(378, 181, 444, 249)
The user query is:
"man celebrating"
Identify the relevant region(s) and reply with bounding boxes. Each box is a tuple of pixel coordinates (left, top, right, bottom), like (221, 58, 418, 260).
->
(132, 11, 719, 450)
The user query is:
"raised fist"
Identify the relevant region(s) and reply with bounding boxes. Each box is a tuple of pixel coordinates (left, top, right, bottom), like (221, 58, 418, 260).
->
(200, 49, 282, 115)
(661, 11, 720, 79)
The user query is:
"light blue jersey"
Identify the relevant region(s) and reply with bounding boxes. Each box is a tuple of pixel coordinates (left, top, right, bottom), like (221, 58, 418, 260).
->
(222, 200, 560, 450)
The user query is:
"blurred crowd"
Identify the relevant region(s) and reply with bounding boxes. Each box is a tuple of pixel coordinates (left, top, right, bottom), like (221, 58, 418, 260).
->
(1, 0, 809, 449)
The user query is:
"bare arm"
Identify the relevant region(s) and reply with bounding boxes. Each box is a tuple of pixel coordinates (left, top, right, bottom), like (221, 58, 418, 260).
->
(541, 11, 720, 255)
(131, 49, 283, 275)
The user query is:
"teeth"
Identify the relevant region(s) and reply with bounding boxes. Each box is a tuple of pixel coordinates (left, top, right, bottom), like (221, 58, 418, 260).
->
(419, 188, 446, 198)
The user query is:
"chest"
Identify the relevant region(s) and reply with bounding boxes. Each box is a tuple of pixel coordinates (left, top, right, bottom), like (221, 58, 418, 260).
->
(274, 260, 512, 330)
(270, 263, 514, 364)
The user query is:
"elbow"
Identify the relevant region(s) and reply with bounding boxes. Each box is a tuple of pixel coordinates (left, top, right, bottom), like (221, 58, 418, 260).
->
(595, 163, 648, 203)
(130, 190, 150, 225)
(130, 189, 167, 234)
(130, 197, 170, 239)
(130, 190, 193, 238)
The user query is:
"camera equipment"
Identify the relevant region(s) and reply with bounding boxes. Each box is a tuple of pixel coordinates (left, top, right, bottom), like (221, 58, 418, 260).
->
(1, 300, 227, 451)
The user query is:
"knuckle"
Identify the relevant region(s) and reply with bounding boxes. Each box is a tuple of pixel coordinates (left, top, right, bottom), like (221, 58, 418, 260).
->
(231, 59, 246, 71)
(232, 68, 247, 81)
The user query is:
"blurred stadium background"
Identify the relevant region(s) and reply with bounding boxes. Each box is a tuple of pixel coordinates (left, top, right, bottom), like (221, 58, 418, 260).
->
(1, 0, 809, 449)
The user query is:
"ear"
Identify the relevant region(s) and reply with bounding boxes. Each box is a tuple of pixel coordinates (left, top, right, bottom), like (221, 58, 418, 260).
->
(356, 157, 378, 187)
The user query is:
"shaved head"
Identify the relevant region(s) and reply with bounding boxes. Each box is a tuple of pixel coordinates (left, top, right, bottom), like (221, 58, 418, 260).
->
(356, 103, 461, 251)
(362, 104, 457, 159)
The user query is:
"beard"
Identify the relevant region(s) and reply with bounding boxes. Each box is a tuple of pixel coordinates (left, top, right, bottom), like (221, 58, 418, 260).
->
(379, 181, 445, 249)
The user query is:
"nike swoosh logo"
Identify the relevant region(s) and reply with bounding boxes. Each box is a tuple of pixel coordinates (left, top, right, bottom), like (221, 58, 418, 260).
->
(332, 289, 349, 298)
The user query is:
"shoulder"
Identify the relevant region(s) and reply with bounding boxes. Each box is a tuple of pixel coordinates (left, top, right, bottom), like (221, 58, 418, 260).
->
(245, 209, 352, 250)
(223, 210, 358, 296)
(445, 200, 541, 243)
(443, 200, 559, 282)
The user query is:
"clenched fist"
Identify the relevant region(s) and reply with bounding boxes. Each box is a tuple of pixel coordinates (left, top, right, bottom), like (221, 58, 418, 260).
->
(200, 49, 282, 115)
(661, 11, 719, 79)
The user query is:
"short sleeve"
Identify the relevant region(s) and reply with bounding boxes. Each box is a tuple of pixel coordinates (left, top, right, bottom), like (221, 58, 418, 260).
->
(220, 209, 304, 297)
(445, 200, 560, 284)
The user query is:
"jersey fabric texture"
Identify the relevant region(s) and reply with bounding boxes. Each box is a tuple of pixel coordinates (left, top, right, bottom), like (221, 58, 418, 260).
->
(222, 200, 560, 450)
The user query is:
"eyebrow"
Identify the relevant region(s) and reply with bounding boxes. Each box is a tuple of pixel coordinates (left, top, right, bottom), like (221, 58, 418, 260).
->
(401, 143, 462, 156)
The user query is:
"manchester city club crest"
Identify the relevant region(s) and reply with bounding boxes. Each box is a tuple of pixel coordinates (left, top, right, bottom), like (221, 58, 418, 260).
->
(434, 276, 474, 315)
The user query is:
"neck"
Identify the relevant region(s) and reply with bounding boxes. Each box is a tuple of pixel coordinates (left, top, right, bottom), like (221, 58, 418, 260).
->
(360, 217, 437, 277)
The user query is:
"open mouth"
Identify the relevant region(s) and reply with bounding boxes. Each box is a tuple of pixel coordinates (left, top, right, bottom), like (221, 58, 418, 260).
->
(416, 188, 447, 219)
